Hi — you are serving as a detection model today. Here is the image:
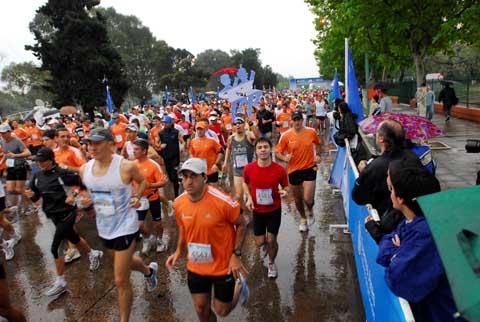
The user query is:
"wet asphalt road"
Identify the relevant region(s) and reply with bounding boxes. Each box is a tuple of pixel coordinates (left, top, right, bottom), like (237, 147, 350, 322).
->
(4, 132, 365, 322)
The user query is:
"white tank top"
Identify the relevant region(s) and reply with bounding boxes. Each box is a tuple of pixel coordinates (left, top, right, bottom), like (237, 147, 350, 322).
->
(83, 154, 138, 239)
(125, 141, 134, 159)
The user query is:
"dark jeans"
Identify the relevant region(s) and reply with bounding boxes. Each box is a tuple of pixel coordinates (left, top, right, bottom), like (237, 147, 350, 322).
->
(164, 159, 180, 197)
(443, 103, 452, 118)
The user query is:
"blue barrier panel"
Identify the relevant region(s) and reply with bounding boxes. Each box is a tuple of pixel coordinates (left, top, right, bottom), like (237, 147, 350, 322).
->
(329, 146, 413, 322)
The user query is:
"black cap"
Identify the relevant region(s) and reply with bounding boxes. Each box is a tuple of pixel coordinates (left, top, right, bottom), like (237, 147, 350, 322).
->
(34, 147, 55, 162)
(86, 128, 114, 142)
(292, 111, 303, 120)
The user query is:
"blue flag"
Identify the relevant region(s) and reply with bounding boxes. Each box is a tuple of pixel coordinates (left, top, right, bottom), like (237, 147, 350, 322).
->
(332, 70, 342, 100)
(347, 48, 364, 123)
(106, 85, 114, 113)
(165, 85, 169, 105)
(189, 86, 196, 104)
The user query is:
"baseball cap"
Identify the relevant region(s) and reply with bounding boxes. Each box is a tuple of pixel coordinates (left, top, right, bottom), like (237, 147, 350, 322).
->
(195, 121, 208, 129)
(234, 117, 245, 124)
(208, 116, 217, 122)
(0, 123, 12, 133)
(179, 158, 207, 175)
(292, 111, 303, 120)
(163, 115, 173, 123)
(33, 147, 55, 162)
(112, 113, 120, 120)
(86, 128, 114, 142)
(126, 124, 138, 132)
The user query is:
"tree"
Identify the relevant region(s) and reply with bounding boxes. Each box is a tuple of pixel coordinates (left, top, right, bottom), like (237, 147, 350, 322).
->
(26, 0, 129, 115)
(306, 0, 479, 86)
(231, 48, 265, 88)
(263, 65, 277, 89)
(1, 62, 51, 95)
(195, 49, 233, 90)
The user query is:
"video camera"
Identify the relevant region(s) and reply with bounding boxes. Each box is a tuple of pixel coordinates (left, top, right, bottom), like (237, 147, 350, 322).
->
(465, 139, 480, 153)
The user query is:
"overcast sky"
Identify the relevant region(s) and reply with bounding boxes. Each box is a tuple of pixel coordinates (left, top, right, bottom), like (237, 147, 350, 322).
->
(0, 0, 319, 78)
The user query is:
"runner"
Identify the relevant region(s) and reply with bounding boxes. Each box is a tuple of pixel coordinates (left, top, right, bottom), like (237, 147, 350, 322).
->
(24, 118, 43, 155)
(110, 113, 127, 152)
(158, 115, 182, 197)
(166, 158, 249, 322)
(132, 139, 169, 254)
(121, 124, 139, 160)
(222, 117, 255, 216)
(275, 111, 322, 232)
(0, 124, 31, 213)
(189, 121, 223, 185)
(80, 128, 157, 322)
(315, 95, 327, 133)
(24, 147, 103, 299)
(243, 138, 289, 278)
(0, 166, 21, 261)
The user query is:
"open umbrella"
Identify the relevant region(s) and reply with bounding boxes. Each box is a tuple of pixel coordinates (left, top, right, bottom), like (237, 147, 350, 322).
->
(212, 67, 238, 76)
(60, 105, 77, 115)
(359, 113, 443, 140)
(418, 185, 480, 322)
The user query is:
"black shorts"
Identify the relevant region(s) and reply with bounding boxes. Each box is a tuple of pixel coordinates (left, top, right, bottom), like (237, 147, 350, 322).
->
(101, 231, 139, 251)
(316, 116, 326, 121)
(187, 270, 235, 303)
(0, 197, 5, 212)
(6, 166, 27, 181)
(288, 166, 317, 186)
(207, 172, 219, 183)
(253, 208, 282, 236)
(137, 198, 162, 222)
(0, 262, 5, 279)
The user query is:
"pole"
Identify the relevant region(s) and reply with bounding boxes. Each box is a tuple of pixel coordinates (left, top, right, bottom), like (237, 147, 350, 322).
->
(466, 76, 470, 108)
(365, 53, 370, 115)
(345, 38, 349, 104)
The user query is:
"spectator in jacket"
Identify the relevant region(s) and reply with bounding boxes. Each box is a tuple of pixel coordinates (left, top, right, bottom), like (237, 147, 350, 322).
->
(438, 82, 458, 122)
(333, 102, 358, 147)
(376, 160, 464, 322)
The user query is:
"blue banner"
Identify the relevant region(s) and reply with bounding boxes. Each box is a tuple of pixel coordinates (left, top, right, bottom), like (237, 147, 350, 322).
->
(332, 70, 342, 100)
(106, 85, 114, 113)
(346, 48, 364, 123)
(329, 147, 413, 322)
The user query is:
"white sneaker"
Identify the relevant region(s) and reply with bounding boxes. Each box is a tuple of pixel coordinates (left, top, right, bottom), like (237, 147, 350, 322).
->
(268, 263, 278, 279)
(64, 247, 81, 263)
(89, 250, 103, 271)
(167, 200, 173, 217)
(299, 218, 308, 232)
(307, 215, 315, 226)
(156, 238, 168, 253)
(145, 262, 158, 292)
(142, 236, 154, 255)
(259, 243, 268, 259)
(2, 240, 14, 261)
(238, 273, 250, 306)
(46, 279, 67, 297)
(12, 229, 21, 246)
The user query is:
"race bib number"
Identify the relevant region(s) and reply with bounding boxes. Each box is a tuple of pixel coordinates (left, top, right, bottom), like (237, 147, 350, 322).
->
(137, 197, 149, 211)
(282, 121, 289, 128)
(6, 159, 15, 168)
(256, 188, 274, 205)
(188, 242, 213, 264)
(31, 134, 38, 139)
(115, 135, 123, 143)
(234, 154, 248, 168)
(92, 191, 116, 217)
(226, 124, 232, 130)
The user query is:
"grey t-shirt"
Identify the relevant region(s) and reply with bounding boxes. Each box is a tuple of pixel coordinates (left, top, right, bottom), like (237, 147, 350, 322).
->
(379, 96, 393, 113)
(0, 137, 27, 163)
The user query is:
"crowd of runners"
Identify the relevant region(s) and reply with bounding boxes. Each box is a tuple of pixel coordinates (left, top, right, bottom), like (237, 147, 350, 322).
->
(0, 91, 333, 322)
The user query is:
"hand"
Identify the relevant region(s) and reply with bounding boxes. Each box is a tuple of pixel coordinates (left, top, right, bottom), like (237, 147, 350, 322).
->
(392, 234, 401, 247)
(228, 254, 249, 280)
(166, 251, 181, 270)
(284, 154, 292, 162)
(245, 197, 254, 212)
(129, 196, 141, 208)
(24, 188, 35, 199)
(315, 154, 321, 163)
(222, 163, 228, 173)
(364, 215, 373, 224)
(358, 160, 367, 173)
(279, 189, 288, 198)
(65, 194, 76, 205)
(5, 152, 15, 158)
(211, 164, 220, 173)
(160, 144, 167, 149)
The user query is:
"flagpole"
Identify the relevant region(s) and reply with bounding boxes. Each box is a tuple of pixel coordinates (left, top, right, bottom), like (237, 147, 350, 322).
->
(345, 38, 349, 104)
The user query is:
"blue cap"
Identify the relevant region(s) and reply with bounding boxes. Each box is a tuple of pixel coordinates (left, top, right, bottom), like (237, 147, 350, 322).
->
(163, 115, 173, 123)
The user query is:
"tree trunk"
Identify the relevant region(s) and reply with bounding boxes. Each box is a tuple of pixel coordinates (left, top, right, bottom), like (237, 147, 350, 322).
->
(413, 53, 425, 87)
(382, 66, 387, 81)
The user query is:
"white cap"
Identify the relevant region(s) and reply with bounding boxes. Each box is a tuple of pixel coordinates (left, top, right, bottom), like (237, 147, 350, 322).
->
(208, 116, 217, 122)
(0, 123, 12, 133)
(179, 158, 207, 175)
(47, 119, 59, 125)
(126, 123, 138, 132)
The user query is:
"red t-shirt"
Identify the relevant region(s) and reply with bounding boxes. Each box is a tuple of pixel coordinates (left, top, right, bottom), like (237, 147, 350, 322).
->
(243, 161, 288, 213)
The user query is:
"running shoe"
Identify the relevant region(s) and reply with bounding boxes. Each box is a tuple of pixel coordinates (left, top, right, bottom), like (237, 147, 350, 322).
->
(307, 215, 315, 227)
(299, 218, 308, 232)
(156, 237, 168, 253)
(46, 279, 67, 297)
(89, 250, 103, 271)
(2, 240, 14, 261)
(145, 262, 158, 292)
(65, 247, 81, 263)
(167, 200, 173, 217)
(238, 273, 250, 306)
(141, 236, 154, 255)
(268, 263, 278, 279)
(259, 243, 268, 259)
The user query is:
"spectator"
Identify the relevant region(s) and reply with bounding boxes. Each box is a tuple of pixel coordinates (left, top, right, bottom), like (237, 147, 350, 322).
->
(377, 87, 392, 114)
(438, 82, 458, 122)
(376, 160, 464, 322)
(415, 82, 428, 118)
(426, 86, 435, 120)
(333, 102, 358, 147)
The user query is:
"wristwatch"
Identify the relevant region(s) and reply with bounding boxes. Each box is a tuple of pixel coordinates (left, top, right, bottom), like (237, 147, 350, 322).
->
(233, 249, 242, 257)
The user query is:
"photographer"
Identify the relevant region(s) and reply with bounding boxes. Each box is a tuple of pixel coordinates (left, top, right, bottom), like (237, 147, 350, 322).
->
(465, 139, 480, 185)
(333, 102, 358, 147)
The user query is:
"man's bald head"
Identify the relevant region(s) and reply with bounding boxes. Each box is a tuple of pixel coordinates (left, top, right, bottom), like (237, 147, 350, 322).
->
(376, 119, 405, 153)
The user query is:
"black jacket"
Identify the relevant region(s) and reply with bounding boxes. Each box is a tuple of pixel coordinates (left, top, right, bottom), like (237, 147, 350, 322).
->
(257, 109, 275, 134)
(30, 165, 84, 220)
(159, 127, 180, 164)
(337, 112, 358, 140)
(438, 86, 457, 106)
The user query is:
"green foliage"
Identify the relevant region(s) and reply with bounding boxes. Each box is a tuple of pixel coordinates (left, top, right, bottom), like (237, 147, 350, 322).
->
(26, 0, 129, 115)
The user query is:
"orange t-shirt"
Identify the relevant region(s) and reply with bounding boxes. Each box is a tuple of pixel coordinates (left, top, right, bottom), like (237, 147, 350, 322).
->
(13, 128, 29, 144)
(221, 114, 233, 132)
(276, 112, 292, 133)
(149, 126, 162, 151)
(276, 127, 321, 174)
(174, 186, 240, 276)
(25, 126, 43, 147)
(54, 146, 86, 169)
(188, 137, 222, 175)
(118, 114, 129, 124)
(134, 158, 167, 201)
(110, 123, 127, 149)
